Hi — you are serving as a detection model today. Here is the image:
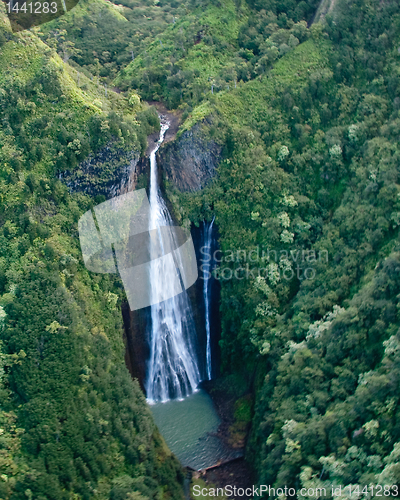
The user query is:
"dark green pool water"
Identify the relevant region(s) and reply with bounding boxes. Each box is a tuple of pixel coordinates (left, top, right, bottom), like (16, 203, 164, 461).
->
(150, 389, 227, 470)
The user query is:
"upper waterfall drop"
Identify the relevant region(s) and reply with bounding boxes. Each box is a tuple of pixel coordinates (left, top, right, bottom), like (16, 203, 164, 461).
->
(146, 117, 201, 403)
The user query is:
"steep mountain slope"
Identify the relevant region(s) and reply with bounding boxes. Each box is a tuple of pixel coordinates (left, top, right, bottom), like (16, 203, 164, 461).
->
(36, 0, 193, 82)
(115, 0, 249, 107)
(115, 0, 322, 112)
(0, 9, 183, 500)
(2, 0, 400, 495)
(158, 0, 400, 490)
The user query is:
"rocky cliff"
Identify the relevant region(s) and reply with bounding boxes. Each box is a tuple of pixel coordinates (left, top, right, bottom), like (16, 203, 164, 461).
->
(62, 116, 223, 392)
(59, 143, 144, 199)
(122, 117, 223, 390)
(157, 120, 222, 192)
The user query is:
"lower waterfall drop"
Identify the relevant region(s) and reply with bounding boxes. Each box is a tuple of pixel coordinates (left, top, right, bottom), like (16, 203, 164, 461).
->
(146, 118, 201, 403)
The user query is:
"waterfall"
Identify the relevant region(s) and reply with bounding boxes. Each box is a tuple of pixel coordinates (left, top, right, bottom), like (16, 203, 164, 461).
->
(146, 118, 201, 403)
(203, 218, 215, 380)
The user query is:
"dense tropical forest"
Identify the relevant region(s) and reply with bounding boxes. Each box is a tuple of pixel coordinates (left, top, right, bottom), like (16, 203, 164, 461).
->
(1, 0, 400, 498)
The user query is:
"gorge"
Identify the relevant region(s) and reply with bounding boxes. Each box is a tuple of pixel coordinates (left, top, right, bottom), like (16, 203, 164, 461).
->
(123, 115, 230, 470)
(3, 0, 399, 495)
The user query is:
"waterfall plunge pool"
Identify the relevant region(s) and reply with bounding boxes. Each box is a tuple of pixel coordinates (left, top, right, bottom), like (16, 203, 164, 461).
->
(150, 389, 234, 470)
(145, 118, 231, 470)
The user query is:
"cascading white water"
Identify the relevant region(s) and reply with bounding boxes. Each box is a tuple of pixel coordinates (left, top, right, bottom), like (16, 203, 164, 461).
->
(146, 118, 201, 403)
(203, 218, 214, 380)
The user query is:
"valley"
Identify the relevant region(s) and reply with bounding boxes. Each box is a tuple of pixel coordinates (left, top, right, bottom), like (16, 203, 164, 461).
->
(1, 0, 400, 498)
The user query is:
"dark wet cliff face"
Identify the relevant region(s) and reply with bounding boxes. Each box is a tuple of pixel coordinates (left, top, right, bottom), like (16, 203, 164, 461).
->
(73, 116, 223, 392)
(156, 121, 222, 192)
(123, 223, 221, 392)
(122, 120, 223, 391)
(122, 302, 150, 391)
(59, 143, 149, 199)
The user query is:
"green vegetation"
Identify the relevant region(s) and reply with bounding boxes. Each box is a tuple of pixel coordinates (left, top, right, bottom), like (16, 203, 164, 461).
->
(116, 0, 321, 111)
(165, 0, 400, 492)
(0, 6, 183, 499)
(228, 395, 253, 448)
(36, 0, 194, 82)
(2, 0, 400, 496)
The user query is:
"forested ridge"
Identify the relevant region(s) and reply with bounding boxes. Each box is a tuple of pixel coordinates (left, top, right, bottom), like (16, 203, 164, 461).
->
(169, 0, 400, 493)
(0, 5, 182, 499)
(1, 0, 400, 497)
